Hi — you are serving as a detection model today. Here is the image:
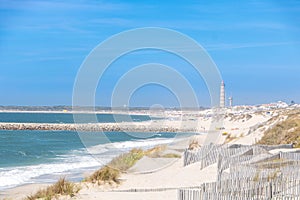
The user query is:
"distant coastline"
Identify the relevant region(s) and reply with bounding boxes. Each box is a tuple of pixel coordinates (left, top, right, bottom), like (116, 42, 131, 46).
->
(0, 105, 207, 112)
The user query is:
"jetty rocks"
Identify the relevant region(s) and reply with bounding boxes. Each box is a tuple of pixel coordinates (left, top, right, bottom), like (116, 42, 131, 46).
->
(0, 122, 197, 133)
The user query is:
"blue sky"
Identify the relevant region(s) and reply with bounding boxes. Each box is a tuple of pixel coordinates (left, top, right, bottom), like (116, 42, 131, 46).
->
(0, 0, 299, 107)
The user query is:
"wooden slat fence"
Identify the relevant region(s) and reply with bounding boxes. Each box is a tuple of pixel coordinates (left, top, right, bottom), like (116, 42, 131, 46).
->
(180, 144, 300, 200)
(183, 144, 251, 169)
(178, 179, 300, 200)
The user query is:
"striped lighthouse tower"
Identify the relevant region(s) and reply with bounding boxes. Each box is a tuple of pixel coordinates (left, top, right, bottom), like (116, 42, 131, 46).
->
(220, 81, 225, 108)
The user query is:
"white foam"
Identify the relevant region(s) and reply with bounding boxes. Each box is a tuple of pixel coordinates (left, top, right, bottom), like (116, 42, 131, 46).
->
(0, 137, 181, 189)
(0, 154, 101, 189)
(87, 137, 176, 154)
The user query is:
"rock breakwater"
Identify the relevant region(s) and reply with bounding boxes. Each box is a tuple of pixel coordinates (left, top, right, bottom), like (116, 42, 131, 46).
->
(0, 122, 197, 133)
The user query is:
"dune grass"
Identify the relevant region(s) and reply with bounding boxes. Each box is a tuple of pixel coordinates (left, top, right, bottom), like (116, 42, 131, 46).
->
(85, 166, 121, 185)
(26, 178, 80, 200)
(258, 112, 300, 147)
(107, 145, 170, 171)
(109, 148, 145, 171)
(161, 153, 181, 158)
(188, 139, 200, 150)
(144, 145, 166, 158)
(85, 148, 144, 185)
(26, 148, 146, 198)
(222, 132, 228, 136)
(85, 145, 175, 185)
(224, 133, 238, 143)
(26, 145, 178, 198)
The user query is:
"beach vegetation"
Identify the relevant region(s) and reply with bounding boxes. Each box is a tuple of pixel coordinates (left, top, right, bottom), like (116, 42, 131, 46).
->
(145, 145, 181, 158)
(85, 145, 179, 185)
(256, 159, 293, 169)
(188, 139, 200, 150)
(225, 134, 238, 143)
(257, 112, 300, 147)
(267, 170, 279, 181)
(85, 166, 120, 185)
(109, 148, 145, 171)
(85, 148, 144, 185)
(26, 177, 80, 200)
(144, 145, 166, 157)
(253, 171, 260, 182)
(161, 153, 181, 158)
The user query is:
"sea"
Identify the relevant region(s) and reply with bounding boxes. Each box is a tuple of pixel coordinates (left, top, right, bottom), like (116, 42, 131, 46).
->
(0, 112, 191, 190)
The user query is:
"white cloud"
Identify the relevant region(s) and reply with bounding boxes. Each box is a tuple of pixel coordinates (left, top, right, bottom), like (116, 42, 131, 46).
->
(205, 41, 300, 51)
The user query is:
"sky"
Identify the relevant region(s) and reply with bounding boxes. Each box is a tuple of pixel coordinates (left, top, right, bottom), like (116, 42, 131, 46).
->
(0, 0, 300, 107)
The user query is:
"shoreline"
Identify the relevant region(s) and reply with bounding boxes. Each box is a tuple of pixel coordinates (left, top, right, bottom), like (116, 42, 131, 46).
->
(0, 134, 195, 195)
(0, 134, 200, 199)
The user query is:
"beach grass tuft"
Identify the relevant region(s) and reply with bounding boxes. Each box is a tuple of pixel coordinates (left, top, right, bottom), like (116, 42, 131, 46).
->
(26, 177, 80, 200)
(85, 148, 144, 185)
(225, 133, 238, 143)
(86, 166, 120, 185)
(144, 145, 166, 157)
(161, 153, 181, 158)
(109, 148, 145, 171)
(188, 139, 200, 150)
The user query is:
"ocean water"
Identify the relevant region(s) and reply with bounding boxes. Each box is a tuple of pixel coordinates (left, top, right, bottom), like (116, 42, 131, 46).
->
(0, 113, 190, 190)
(0, 112, 153, 123)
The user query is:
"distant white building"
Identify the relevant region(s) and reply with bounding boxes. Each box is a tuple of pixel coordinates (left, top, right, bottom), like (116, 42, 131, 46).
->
(229, 96, 233, 107)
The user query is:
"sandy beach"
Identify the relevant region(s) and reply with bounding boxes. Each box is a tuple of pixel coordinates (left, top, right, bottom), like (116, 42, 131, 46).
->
(1, 103, 299, 200)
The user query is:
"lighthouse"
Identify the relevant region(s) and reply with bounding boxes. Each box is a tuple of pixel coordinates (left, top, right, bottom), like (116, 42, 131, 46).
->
(220, 81, 225, 108)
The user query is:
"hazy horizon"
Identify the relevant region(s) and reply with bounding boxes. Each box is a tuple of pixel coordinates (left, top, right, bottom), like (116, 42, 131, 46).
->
(0, 100, 293, 109)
